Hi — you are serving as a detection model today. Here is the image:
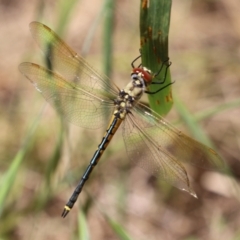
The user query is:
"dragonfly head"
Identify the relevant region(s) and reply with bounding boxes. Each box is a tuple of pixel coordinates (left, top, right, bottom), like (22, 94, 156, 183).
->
(131, 67, 153, 86)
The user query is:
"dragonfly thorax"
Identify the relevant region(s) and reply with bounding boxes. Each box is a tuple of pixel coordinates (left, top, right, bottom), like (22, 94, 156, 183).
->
(114, 76, 146, 119)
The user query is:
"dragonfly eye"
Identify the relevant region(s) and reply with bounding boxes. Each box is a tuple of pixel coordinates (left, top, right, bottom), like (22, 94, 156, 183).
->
(142, 66, 152, 75)
(132, 67, 153, 84)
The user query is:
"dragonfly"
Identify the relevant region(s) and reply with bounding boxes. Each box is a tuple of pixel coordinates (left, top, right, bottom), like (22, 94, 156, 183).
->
(19, 22, 225, 218)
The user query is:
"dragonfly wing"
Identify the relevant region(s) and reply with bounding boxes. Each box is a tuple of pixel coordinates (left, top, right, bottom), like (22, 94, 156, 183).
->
(124, 102, 225, 172)
(19, 62, 114, 129)
(29, 22, 119, 97)
(123, 109, 196, 196)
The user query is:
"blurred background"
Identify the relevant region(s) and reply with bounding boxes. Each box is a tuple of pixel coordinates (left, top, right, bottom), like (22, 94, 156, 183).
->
(0, 0, 240, 239)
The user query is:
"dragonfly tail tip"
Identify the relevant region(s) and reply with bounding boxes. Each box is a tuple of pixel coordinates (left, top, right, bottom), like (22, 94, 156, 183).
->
(61, 206, 71, 218)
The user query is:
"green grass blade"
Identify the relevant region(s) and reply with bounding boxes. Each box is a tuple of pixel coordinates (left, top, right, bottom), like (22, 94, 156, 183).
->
(0, 108, 42, 216)
(174, 96, 240, 148)
(0, 149, 25, 216)
(56, 0, 80, 35)
(174, 95, 214, 147)
(81, 4, 106, 56)
(78, 208, 90, 240)
(105, 216, 133, 240)
(103, 0, 115, 79)
(140, 0, 173, 116)
(195, 98, 240, 122)
(44, 120, 64, 184)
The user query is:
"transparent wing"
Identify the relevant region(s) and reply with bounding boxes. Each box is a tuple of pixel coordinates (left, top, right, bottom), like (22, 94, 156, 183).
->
(29, 22, 119, 96)
(19, 63, 115, 129)
(122, 103, 225, 195)
(123, 110, 195, 195)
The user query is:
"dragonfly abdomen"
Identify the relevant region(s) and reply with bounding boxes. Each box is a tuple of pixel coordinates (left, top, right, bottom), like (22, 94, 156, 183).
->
(62, 115, 122, 217)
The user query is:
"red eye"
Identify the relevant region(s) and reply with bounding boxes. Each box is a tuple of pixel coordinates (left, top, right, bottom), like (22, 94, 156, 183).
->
(132, 68, 153, 83)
